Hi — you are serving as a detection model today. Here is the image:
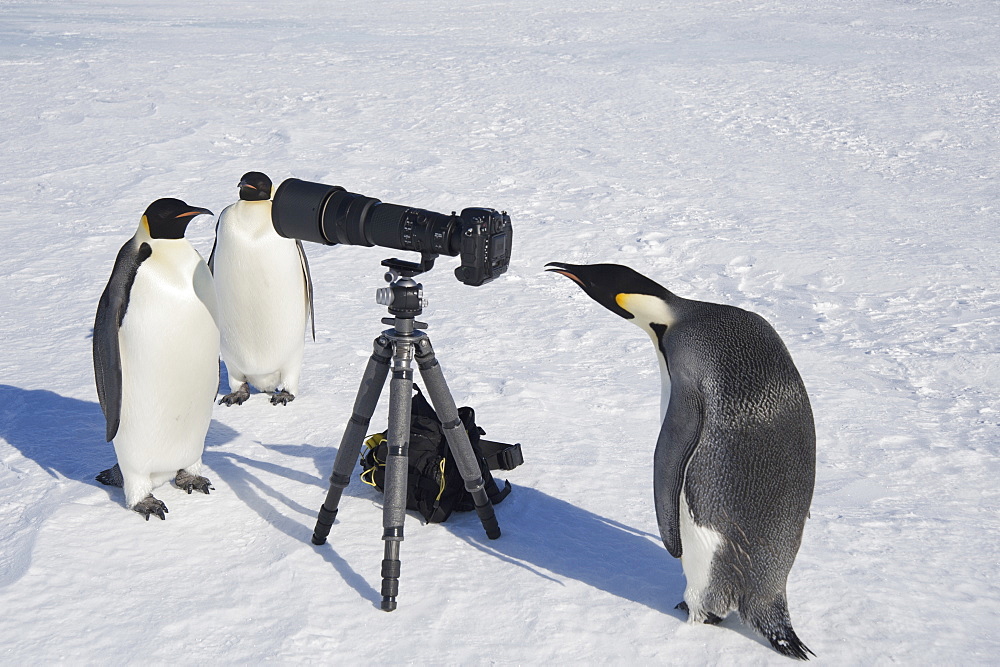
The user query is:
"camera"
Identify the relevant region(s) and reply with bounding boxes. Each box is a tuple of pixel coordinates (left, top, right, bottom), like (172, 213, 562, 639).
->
(271, 178, 511, 286)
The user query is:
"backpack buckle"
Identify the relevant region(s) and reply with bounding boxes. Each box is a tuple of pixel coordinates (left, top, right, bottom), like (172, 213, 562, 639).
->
(495, 443, 523, 471)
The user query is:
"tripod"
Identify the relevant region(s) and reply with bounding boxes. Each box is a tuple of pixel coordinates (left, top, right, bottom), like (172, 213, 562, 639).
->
(310, 256, 502, 611)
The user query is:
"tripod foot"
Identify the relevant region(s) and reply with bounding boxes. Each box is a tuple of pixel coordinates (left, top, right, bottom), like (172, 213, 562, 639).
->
(380, 556, 401, 611)
(478, 505, 502, 540)
(311, 505, 339, 545)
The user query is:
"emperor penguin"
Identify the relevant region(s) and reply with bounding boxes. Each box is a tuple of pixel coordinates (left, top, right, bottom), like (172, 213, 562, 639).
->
(93, 198, 220, 520)
(208, 171, 315, 406)
(546, 262, 816, 660)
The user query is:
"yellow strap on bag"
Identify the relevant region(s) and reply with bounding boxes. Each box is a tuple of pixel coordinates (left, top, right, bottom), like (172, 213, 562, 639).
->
(435, 458, 447, 502)
(360, 433, 386, 488)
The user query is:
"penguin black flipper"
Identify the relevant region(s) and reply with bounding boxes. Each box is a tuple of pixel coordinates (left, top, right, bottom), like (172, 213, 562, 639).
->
(207, 216, 220, 274)
(653, 376, 705, 559)
(296, 239, 316, 341)
(93, 238, 152, 442)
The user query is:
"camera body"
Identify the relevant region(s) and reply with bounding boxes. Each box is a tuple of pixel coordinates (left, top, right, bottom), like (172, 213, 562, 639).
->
(453, 207, 510, 287)
(271, 178, 511, 286)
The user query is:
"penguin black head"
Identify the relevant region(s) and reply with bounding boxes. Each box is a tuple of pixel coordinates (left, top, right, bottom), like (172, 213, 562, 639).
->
(545, 261, 675, 325)
(238, 171, 273, 201)
(142, 198, 214, 240)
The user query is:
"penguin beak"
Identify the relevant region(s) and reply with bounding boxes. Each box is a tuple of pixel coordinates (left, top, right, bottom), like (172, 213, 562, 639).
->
(545, 261, 636, 320)
(239, 181, 269, 201)
(544, 262, 587, 288)
(175, 206, 214, 219)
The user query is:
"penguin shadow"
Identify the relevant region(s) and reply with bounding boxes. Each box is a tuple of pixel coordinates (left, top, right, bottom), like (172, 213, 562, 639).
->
(204, 440, 380, 603)
(443, 485, 686, 614)
(451, 489, 778, 650)
(0, 383, 240, 500)
(0, 384, 107, 482)
(471, 487, 800, 652)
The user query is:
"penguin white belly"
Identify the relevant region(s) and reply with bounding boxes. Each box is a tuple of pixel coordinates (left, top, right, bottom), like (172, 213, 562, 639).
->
(679, 483, 726, 622)
(656, 349, 671, 425)
(115, 246, 219, 505)
(214, 209, 306, 392)
(640, 326, 672, 424)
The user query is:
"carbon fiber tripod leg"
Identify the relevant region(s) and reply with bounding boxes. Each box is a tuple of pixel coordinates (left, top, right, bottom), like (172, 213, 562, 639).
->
(311, 335, 392, 546)
(379, 337, 415, 611)
(414, 337, 501, 540)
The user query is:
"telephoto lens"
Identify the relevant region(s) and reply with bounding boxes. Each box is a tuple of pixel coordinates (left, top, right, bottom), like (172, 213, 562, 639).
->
(271, 178, 455, 253)
(271, 178, 512, 286)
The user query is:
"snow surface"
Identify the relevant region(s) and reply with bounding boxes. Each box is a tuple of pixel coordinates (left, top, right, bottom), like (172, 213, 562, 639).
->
(1, 0, 998, 663)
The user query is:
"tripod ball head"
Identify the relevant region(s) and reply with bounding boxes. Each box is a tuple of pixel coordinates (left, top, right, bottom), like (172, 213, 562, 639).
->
(377, 277, 426, 318)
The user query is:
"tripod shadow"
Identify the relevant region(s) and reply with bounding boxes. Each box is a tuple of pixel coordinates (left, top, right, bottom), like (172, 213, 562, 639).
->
(452, 485, 686, 614)
(242, 436, 685, 612)
(208, 443, 380, 603)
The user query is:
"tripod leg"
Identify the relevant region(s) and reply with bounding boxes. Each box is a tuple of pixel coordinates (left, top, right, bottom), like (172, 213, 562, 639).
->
(414, 337, 501, 540)
(312, 335, 392, 546)
(380, 338, 415, 611)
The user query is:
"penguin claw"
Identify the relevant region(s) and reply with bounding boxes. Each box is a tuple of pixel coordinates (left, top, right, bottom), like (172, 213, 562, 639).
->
(175, 470, 214, 495)
(219, 383, 251, 406)
(133, 496, 168, 521)
(269, 390, 295, 406)
(674, 601, 723, 625)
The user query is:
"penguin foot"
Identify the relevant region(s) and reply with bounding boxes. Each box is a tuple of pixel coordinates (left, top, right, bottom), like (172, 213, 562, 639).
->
(269, 390, 295, 406)
(95, 463, 124, 487)
(175, 469, 213, 495)
(674, 601, 724, 625)
(219, 383, 251, 406)
(133, 496, 168, 521)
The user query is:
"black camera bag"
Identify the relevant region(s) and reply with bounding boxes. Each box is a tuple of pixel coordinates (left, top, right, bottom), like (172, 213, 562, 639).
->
(360, 386, 522, 523)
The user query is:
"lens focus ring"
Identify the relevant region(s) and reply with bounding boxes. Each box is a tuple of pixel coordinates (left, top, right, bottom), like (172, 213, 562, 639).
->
(322, 190, 379, 246)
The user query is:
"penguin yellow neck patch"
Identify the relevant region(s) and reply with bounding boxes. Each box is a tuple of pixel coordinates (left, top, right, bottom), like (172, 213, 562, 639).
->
(616, 293, 674, 326)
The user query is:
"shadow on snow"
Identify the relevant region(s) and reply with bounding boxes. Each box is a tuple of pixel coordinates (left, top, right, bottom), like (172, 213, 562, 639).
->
(0, 383, 238, 487)
(221, 435, 686, 616)
(0, 384, 685, 622)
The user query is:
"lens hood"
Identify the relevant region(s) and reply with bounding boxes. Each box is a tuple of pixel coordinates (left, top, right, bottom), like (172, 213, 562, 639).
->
(272, 178, 344, 245)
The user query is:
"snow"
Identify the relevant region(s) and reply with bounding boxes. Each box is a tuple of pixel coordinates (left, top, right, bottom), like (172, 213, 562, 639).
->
(1, 0, 998, 663)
